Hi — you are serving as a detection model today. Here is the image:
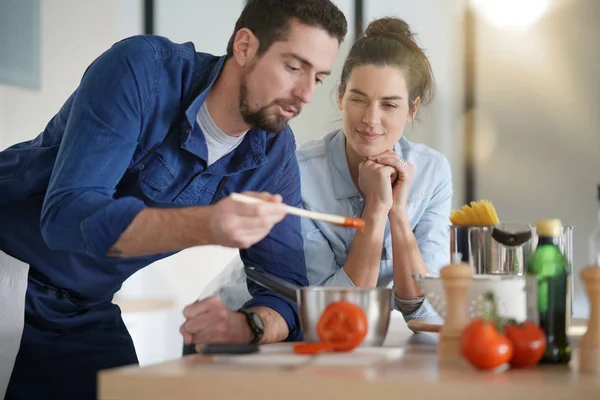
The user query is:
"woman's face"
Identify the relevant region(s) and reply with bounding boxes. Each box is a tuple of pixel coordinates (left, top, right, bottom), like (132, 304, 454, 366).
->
(338, 64, 419, 158)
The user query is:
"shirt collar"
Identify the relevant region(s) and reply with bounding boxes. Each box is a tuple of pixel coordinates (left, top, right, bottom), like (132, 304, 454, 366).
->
(326, 129, 406, 199)
(184, 55, 227, 126)
(178, 55, 267, 170)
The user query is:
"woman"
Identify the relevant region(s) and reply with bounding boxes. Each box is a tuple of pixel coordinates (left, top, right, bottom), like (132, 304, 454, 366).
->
(296, 17, 452, 320)
(187, 17, 452, 340)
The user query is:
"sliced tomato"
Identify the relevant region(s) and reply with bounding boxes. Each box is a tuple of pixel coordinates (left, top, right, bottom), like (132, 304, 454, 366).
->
(292, 342, 333, 355)
(316, 301, 368, 352)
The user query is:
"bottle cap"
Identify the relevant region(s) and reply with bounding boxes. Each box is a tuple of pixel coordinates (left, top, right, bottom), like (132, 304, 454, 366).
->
(535, 219, 562, 237)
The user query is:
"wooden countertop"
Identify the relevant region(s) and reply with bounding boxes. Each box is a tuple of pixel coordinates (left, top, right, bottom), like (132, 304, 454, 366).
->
(98, 315, 598, 400)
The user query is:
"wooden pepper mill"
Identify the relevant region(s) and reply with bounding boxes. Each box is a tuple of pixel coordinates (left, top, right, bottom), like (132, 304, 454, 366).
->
(579, 265, 600, 374)
(438, 253, 473, 366)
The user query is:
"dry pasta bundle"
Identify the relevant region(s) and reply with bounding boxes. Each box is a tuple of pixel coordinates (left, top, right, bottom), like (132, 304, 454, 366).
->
(450, 200, 500, 226)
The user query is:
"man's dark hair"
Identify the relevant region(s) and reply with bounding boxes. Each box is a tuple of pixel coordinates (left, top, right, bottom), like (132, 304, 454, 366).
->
(226, 0, 348, 58)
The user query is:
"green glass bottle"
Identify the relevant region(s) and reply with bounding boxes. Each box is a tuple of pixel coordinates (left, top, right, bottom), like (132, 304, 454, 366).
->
(525, 219, 571, 364)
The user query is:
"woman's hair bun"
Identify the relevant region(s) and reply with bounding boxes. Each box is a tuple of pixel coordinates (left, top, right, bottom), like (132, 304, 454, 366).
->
(364, 17, 415, 45)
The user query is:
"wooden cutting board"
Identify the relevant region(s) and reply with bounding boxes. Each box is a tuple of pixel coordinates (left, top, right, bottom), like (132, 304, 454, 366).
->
(212, 343, 405, 368)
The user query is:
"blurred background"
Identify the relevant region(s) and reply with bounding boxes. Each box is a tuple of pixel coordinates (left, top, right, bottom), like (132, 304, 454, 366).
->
(1, 0, 599, 365)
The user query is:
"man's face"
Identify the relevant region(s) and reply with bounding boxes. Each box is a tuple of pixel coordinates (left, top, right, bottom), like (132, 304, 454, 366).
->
(239, 21, 339, 133)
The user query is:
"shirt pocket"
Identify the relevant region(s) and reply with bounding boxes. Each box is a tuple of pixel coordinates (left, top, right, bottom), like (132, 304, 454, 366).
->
(138, 153, 176, 203)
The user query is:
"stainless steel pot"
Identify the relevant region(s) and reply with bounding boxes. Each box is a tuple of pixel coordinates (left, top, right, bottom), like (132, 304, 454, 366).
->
(244, 265, 392, 347)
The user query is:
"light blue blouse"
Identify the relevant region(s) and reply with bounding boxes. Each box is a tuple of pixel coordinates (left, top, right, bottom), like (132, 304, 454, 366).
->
(296, 129, 454, 320)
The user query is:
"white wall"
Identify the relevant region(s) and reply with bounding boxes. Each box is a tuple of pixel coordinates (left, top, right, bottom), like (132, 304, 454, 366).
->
(0, 0, 140, 149)
(155, 0, 245, 54)
(473, 0, 600, 317)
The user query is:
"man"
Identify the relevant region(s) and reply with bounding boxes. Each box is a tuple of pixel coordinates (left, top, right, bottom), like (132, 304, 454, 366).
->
(0, 0, 347, 398)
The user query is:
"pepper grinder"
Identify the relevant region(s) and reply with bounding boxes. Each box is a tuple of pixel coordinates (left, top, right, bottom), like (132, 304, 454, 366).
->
(580, 265, 600, 374)
(438, 253, 473, 365)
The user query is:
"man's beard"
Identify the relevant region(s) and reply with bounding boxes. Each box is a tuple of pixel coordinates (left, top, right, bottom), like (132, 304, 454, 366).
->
(238, 75, 301, 133)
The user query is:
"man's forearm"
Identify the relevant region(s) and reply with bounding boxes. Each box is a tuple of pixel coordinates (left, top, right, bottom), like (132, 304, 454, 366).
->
(107, 206, 213, 257)
(224, 306, 289, 344)
(231, 306, 289, 344)
(251, 306, 289, 344)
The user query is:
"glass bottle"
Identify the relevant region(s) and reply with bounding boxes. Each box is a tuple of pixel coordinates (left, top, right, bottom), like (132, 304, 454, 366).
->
(525, 218, 571, 364)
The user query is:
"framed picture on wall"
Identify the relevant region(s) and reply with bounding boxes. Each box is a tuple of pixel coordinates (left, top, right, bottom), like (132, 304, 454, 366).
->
(0, 0, 41, 90)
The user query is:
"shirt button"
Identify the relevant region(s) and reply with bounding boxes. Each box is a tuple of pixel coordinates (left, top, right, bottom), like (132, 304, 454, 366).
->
(358, 197, 364, 202)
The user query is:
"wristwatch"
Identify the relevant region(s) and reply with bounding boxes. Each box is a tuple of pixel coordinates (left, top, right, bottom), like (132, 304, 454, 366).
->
(238, 308, 264, 345)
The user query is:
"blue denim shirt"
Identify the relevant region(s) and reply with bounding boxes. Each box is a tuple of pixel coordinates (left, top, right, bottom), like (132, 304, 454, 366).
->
(0, 35, 308, 340)
(296, 129, 453, 320)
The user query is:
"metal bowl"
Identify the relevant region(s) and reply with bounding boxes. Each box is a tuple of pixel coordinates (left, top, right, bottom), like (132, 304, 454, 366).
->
(297, 286, 392, 346)
(245, 265, 393, 347)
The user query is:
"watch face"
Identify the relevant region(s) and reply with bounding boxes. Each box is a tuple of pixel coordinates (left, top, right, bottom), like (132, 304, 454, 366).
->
(251, 313, 264, 330)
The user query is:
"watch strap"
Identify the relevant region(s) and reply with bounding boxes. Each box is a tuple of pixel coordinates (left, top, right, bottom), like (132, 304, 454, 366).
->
(239, 308, 264, 345)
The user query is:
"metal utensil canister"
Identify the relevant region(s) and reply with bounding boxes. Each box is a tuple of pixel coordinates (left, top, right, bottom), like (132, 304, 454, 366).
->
(450, 223, 574, 276)
(450, 222, 533, 275)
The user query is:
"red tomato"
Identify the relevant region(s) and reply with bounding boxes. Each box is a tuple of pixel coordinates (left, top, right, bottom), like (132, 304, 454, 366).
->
(504, 321, 546, 368)
(316, 301, 368, 352)
(460, 319, 513, 370)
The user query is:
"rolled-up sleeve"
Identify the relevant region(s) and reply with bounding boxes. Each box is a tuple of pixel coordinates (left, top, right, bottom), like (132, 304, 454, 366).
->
(240, 142, 309, 342)
(40, 36, 158, 259)
(399, 152, 454, 321)
(393, 291, 440, 321)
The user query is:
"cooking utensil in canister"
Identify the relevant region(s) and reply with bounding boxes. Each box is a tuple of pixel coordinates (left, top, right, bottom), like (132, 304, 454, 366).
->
(244, 265, 392, 347)
(450, 222, 533, 275)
